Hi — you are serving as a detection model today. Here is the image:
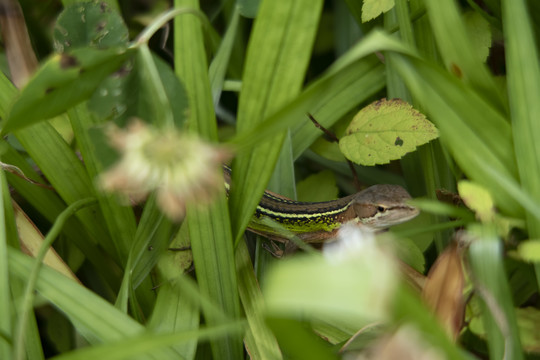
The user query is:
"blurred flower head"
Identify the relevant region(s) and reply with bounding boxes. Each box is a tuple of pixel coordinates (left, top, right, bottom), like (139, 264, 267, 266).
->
(323, 224, 376, 263)
(99, 120, 231, 220)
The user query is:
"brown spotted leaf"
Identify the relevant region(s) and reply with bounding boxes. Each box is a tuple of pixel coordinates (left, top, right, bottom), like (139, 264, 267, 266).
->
(339, 98, 438, 165)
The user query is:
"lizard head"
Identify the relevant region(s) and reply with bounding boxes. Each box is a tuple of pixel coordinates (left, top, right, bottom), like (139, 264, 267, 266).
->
(351, 184, 419, 229)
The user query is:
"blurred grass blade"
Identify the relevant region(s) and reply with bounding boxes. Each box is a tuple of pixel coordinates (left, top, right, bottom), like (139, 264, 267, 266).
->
(502, 0, 540, 239)
(7, 248, 180, 359)
(229, 0, 324, 243)
(135, 45, 174, 128)
(422, 0, 506, 110)
(174, 1, 242, 358)
(265, 317, 337, 360)
(391, 285, 471, 360)
(468, 227, 524, 359)
(48, 322, 245, 360)
(208, 7, 239, 107)
(236, 241, 282, 359)
(69, 105, 136, 265)
(4, 47, 132, 133)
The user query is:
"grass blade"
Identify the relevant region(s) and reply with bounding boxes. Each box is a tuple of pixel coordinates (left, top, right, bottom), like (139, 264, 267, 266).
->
(236, 241, 282, 359)
(422, 0, 506, 110)
(502, 0, 540, 238)
(174, 1, 242, 358)
(229, 0, 324, 243)
(469, 227, 524, 359)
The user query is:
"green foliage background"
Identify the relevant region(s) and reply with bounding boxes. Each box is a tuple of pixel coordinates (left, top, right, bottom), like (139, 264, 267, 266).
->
(1, 0, 540, 359)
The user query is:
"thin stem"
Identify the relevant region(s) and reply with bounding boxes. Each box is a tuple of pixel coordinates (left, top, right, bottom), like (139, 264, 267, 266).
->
(134, 7, 209, 46)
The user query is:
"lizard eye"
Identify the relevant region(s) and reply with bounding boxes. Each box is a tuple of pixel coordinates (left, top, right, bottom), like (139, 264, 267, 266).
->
(377, 205, 387, 213)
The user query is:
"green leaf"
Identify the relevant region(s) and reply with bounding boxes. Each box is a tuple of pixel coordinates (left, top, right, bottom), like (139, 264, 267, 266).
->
(296, 170, 338, 202)
(89, 50, 189, 128)
(339, 99, 438, 165)
(515, 307, 540, 353)
(4, 47, 133, 133)
(53, 1, 129, 51)
(517, 240, 540, 263)
(362, 0, 395, 22)
(264, 238, 398, 323)
(458, 181, 495, 223)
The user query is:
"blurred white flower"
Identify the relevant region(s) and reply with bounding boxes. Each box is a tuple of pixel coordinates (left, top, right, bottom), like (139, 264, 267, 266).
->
(99, 120, 231, 220)
(323, 224, 376, 263)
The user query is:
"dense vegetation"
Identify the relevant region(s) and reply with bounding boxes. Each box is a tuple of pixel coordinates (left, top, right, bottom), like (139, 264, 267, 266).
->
(1, 0, 540, 359)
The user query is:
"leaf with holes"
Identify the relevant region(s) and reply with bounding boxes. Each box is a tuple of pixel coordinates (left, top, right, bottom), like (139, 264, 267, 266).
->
(339, 98, 438, 166)
(53, 1, 129, 51)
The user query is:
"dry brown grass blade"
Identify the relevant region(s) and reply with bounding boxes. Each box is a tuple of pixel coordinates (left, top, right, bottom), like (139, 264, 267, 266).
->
(0, 0, 38, 87)
(13, 200, 81, 283)
(422, 243, 465, 341)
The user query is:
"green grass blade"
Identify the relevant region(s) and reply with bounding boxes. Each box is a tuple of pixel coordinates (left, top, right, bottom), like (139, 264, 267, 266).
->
(14, 123, 117, 259)
(291, 56, 385, 160)
(227, 56, 385, 157)
(0, 168, 13, 359)
(8, 248, 181, 359)
(236, 241, 282, 359)
(1, 144, 121, 289)
(174, 1, 242, 358)
(422, 0, 506, 110)
(208, 7, 240, 106)
(391, 285, 473, 360)
(469, 227, 524, 359)
(388, 55, 521, 216)
(69, 105, 137, 264)
(229, 0, 324, 243)
(502, 0, 540, 292)
(48, 322, 245, 360)
(14, 197, 96, 360)
(148, 235, 199, 359)
(502, 0, 540, 236)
